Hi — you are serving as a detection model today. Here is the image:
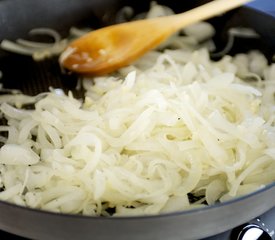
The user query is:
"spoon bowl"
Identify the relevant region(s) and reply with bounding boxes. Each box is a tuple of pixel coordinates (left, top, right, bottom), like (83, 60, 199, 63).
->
(60, 0, 252, 75)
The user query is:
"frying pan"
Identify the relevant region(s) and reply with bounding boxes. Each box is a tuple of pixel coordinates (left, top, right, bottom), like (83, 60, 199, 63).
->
(0, 0, 275, 239)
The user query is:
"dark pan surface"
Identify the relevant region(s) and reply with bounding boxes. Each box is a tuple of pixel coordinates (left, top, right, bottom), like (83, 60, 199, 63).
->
(0, 0, 274, 96)
(0, 0, 275, 239)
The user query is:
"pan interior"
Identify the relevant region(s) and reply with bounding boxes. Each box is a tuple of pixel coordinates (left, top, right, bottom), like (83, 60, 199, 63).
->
(0, 0, 274, 219)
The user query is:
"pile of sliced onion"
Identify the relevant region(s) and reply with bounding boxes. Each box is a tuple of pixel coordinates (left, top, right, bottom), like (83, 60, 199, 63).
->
(0, 3, 274, 216)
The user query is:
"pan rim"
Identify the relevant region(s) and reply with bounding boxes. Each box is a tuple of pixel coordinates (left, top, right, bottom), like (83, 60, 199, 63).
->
(0, 181, 274, 220)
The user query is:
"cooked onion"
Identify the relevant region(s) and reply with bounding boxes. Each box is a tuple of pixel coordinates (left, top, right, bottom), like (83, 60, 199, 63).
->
(0, 28, 69, 61)
(0, 2, 274, 216)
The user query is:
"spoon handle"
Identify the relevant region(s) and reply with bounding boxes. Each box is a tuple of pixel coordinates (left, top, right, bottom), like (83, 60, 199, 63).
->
(168, 0, 253, 31)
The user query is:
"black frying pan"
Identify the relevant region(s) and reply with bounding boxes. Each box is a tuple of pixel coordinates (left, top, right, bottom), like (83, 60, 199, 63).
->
(0, 0, 275, 239)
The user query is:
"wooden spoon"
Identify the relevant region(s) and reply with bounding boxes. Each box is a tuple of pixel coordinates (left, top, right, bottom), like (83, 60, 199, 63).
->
(60, 0, 251, 76)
